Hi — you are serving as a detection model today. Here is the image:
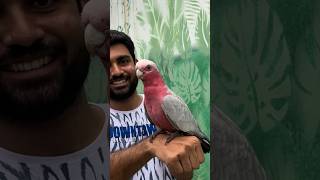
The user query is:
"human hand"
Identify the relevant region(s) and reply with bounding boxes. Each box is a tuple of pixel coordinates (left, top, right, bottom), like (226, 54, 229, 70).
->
(147, 134, 205, 180)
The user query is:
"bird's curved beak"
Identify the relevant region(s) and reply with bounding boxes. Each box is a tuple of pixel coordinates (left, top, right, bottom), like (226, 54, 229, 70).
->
(136, 69, 143, 80)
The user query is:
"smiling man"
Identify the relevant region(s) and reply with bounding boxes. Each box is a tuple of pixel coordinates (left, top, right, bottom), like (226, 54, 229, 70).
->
(109, 30, 205, 180)
(0, 0, 108, 179)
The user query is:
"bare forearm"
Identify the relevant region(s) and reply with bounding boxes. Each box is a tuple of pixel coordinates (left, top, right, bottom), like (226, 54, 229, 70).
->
(110, 138, 154, 180)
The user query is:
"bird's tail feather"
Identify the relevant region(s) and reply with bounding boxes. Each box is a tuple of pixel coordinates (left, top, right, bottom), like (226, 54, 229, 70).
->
(200, 137, 210, 153)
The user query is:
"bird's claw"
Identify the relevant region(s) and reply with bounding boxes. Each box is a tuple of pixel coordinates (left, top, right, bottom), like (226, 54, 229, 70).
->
(149, 129, 166, 143)
(165, 131, 182, 145)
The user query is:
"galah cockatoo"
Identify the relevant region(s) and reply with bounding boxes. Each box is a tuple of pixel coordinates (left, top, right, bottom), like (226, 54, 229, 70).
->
(136, 59, 210, 153)
(81, 0, 109, 66)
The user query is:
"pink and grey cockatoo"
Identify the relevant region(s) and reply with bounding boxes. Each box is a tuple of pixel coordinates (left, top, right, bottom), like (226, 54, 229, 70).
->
(81, 0, 109, 66)
(136, 59, 210, 153)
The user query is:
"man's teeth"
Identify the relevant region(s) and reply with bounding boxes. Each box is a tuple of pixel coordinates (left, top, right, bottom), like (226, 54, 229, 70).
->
(10, 57, 51, 72)
(112, 79, 127, 85)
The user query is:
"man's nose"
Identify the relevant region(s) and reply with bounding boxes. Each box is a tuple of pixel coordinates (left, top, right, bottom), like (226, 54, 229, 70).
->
(110, 63, 123, 76)
(0, 7, 44, 46)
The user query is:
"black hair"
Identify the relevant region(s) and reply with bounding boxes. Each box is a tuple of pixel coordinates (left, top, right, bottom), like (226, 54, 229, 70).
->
(110, 30, 136, 61)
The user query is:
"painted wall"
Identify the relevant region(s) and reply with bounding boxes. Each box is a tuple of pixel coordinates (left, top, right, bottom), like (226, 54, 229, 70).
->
(111, 0, 211, 179)
(214, 0, 320, 179)
(85, 57, 107, 103)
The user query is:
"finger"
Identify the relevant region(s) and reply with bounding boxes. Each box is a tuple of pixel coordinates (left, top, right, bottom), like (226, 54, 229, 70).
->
(167, 157, 184, 179)
(186, 171, 193, 180)
(179, 153, 193, 180)
(176, 171, 193, 180)
(189, 143, 200, 169)
(183, 170, 193, 180)
(194, 141, 205, 164)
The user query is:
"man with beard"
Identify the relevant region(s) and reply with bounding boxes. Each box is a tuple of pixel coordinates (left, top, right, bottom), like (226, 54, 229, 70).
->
(109, 30, 205, 180)
(0, 0, 108, 179)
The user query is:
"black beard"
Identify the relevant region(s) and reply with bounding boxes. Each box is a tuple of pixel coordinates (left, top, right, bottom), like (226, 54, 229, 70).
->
(110, 76, 138, 101)
(0, 52, 90, 123)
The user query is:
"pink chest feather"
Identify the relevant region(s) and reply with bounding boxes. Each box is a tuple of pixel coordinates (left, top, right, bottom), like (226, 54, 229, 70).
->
(144, 88, 175, 132)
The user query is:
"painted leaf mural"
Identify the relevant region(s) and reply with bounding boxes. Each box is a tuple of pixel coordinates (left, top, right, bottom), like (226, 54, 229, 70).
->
(201, 67, 210, 107)
(213, 0, 291, 134)
(289, 1, 320, 179)
(172, 61, 202, 105)
(196, 10, 210, 54)
(111, 0, 210, 179)
(85, 57, 107, 103)
(213, 0, 298, 179)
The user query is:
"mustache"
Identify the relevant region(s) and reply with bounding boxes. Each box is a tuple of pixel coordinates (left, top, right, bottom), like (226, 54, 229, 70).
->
(110, 74, 128, 82)
(0, 39, 65, 65)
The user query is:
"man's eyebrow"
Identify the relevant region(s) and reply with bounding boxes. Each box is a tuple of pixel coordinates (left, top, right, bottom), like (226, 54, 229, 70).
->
(116, 55, 131, 61)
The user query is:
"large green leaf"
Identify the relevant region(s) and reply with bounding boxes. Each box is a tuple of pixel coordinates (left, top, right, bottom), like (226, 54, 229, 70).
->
(172, 61, 202, 105)
(214, 0, 292, 133)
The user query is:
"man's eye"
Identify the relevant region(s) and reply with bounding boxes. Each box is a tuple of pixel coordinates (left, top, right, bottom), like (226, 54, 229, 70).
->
(119, 59, 128, 64)
(28, 0, 57, 10)
(33, 0, 53, 8)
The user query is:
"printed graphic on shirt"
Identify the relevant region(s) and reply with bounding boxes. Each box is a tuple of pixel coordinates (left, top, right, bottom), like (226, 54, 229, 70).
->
(0, 104, 108, 180)
(0, 146, 108, 180)
(110, 102, 174, 180)
(0, 125, 108, 180)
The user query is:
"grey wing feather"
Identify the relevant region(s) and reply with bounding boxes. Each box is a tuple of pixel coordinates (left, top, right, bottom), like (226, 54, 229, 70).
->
(161, 94, 204, 135)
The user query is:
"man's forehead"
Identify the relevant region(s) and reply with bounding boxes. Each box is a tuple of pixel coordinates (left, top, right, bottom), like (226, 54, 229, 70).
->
(110, 54, 132, 64)
(110, 44, 131, 57)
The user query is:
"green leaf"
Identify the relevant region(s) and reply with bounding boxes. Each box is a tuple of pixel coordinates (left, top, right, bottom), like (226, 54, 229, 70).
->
(201, 67, 210, 107)
(168, 0, 184, 26)
(195, 10, 210, 54)
(184, 0, 201, 30)
(171, 61, 202, 105)
(136, 40, 145, 58)
(143, 0, 165, 43)
(136, 11, 146, 25)
(176, 17, 192, 60)
(213, 0, 291, 133)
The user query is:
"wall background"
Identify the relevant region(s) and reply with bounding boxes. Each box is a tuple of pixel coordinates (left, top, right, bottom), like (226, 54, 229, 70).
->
(110, 0, 211, 179)
(213, 0, 320, 179)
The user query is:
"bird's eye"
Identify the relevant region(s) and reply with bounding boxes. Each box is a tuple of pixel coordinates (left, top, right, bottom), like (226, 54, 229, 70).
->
(146, 65, 152, 71)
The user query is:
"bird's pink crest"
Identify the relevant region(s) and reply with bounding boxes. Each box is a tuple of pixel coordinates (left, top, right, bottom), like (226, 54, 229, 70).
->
(135, 59, 160, 80)
(136, 59, 158, 71)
